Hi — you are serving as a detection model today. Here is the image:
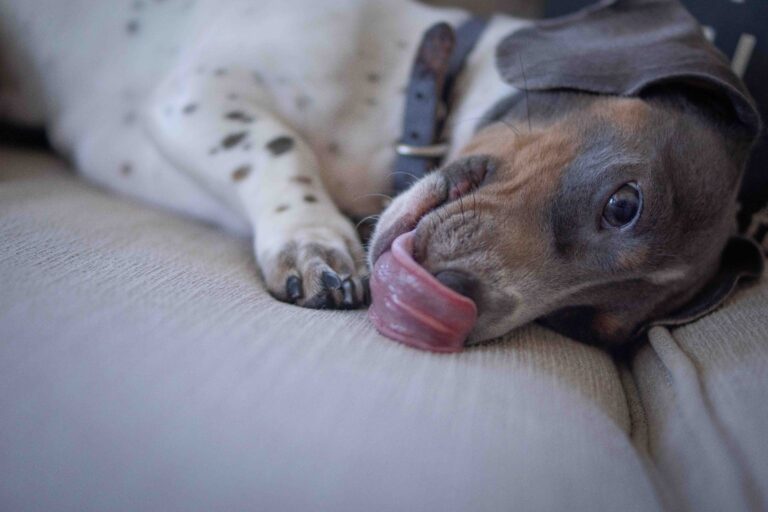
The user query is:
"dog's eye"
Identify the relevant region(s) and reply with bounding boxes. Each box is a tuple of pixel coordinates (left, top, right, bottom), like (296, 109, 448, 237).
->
(602, 183, 641, 228)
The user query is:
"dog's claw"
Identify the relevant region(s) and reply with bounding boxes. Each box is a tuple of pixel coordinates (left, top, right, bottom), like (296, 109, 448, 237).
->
(260, 225, 367, 310)
(341, 278, 357, 308)
(361, 275, 371, 306)
(321, 270, 342, 290)
(286, 275, 303, 302)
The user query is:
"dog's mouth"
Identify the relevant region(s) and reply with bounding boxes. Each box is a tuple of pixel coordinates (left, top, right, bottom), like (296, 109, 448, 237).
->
(367, 158, 493, 352)
(368, 230, 478, 353)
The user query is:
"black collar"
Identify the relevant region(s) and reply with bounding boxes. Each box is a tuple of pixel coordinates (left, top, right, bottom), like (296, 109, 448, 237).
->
(393, 18, 488, 195)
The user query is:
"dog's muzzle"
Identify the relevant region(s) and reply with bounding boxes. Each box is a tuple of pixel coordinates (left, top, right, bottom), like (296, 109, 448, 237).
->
(368, 230, 477, 353)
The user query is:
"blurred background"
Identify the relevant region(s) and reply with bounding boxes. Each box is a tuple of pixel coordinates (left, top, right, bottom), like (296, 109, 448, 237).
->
(426, 0, 543, 17)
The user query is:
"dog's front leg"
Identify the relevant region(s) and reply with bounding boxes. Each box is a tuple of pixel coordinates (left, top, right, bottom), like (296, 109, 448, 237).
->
(145, 70, 367, 309)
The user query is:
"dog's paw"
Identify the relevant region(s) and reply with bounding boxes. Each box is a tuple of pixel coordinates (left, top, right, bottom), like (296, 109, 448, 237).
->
(258, 225, 369, 309)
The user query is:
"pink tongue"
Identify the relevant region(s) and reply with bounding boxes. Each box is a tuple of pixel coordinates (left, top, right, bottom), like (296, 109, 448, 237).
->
(368, 231, 478, 353)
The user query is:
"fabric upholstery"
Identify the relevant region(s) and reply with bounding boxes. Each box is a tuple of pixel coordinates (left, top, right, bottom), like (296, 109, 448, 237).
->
(1, 147, 766, 511)
(632, 290, 768, 512)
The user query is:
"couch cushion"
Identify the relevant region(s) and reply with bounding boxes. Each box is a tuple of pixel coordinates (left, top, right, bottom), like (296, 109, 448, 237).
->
(0, 148, 663, 511)
(631, 282, 768, 512)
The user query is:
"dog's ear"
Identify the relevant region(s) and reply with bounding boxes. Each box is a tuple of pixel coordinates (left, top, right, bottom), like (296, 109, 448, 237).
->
(646, 235, 764, 329)
(539, 236, 765, 347)
(496, 0, 761, 138)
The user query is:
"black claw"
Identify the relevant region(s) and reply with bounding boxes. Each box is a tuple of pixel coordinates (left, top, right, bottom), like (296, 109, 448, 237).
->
(286, 275, 303, 302)
(341, 278, 357, 309)
(321, 270, 342, 290)
(361, 275, 371, 306)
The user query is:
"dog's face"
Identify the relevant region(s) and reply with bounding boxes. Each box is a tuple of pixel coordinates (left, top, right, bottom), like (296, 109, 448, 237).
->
(370, 92, 743, 344)
(367, 0, 761, 349)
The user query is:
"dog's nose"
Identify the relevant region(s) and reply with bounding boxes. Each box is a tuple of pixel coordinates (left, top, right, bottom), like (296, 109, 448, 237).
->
(434, 269, 479, 301)
(443, 155, 496, 201)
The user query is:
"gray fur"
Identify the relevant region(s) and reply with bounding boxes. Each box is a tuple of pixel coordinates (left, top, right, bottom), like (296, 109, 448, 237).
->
(496, 0, 761, 137)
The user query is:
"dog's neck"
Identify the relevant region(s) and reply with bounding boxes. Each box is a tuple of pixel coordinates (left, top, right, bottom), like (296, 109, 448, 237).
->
(444, 15, 530, 162)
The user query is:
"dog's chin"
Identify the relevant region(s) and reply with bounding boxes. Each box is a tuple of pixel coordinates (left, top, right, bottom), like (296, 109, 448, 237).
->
(464, 303, 529, 345)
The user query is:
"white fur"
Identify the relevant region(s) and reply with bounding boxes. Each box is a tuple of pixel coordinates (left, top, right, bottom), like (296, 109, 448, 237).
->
(0, 0, 525, 296)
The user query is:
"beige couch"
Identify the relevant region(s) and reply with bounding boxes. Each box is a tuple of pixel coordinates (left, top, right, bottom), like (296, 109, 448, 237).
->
(1, 146, 767, 511)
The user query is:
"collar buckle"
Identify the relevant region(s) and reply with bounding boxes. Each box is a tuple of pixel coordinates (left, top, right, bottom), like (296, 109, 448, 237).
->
(395, 142, 450, 159)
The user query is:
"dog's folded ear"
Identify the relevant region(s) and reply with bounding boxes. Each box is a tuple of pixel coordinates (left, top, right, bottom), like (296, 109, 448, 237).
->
(496, 0, 761, 138)
(539, 236, 764, 348)
(647, 235, 764, 330)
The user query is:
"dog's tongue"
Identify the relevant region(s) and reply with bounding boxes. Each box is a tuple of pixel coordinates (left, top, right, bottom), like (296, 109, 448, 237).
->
(368, 231, 477, 352)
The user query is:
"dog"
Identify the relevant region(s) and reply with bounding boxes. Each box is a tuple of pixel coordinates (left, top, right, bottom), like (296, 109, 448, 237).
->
(0, 0, 761, 350)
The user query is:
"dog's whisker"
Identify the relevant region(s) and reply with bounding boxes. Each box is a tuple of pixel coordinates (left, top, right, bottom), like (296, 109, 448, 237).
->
(519, 55, 532, 133)
(499, 118, 521, 135)
(355, 214, 380, 229)
(388, 170, 424, 192)
(353, 192, 393, 202)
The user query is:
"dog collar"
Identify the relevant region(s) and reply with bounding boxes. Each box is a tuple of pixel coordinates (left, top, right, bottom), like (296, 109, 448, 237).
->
(393, 17, 488, 195)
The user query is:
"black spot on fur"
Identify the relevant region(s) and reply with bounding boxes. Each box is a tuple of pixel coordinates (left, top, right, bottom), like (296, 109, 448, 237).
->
(275, 204, 290, 213)
(224, 111, 254, 123)
(221, 132, 248, 149)
(182, 103, 198, 114)
(327, 142, 340, 155)
(231, 164, 252, 181)
(120, 162, 133, 175)
(266, 136, 294, 156)
(126, 19, 140, 35)
(303, 194, 318, 203)
(367, 72, 380, 83)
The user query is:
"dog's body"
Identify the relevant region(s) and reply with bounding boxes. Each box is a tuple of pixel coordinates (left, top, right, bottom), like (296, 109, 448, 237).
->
(1, 0, 761, 348)
(0, 0, 522, 225)
(1, 0, 524, 307)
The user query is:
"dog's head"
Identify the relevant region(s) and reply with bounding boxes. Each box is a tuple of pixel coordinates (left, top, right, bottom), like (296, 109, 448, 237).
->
(368, 0, 763, 350)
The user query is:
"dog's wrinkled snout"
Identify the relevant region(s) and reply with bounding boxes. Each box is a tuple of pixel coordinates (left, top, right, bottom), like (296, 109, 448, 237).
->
(433, 269, 479, 301)
(443, 154, 496, 201)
